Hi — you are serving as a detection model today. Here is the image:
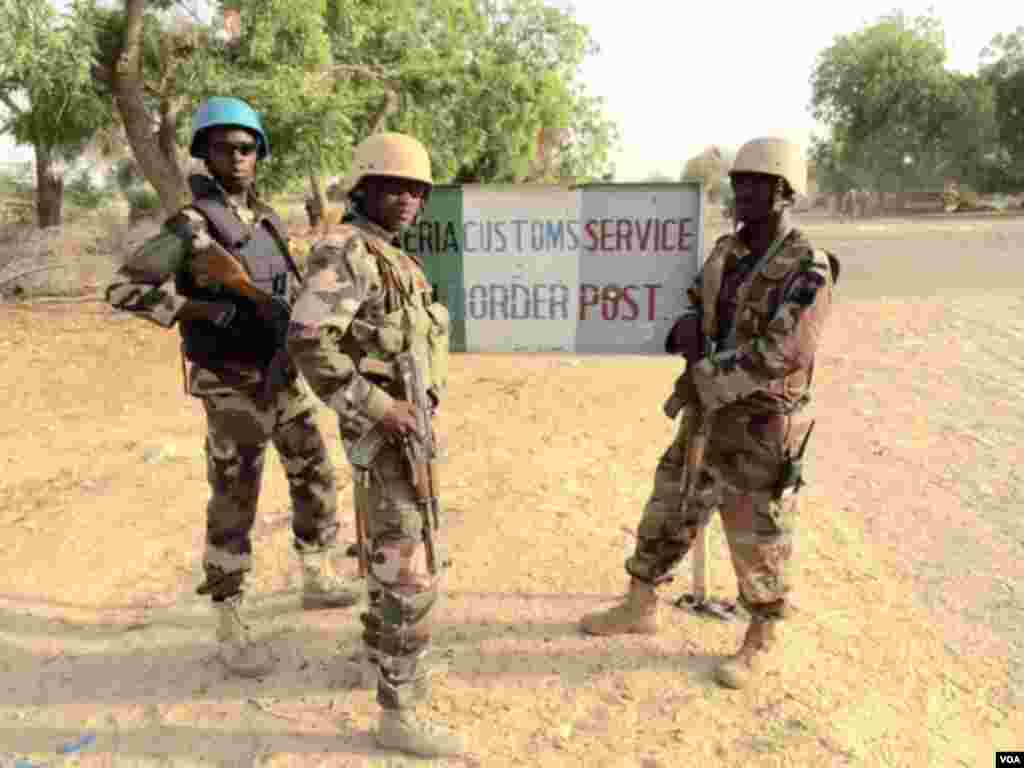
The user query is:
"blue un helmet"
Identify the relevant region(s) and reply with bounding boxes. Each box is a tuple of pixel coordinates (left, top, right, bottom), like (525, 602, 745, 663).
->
(189, 97, 270, 160)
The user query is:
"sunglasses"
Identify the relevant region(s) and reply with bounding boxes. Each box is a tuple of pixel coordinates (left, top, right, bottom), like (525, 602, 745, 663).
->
(209, 140, 259, 157)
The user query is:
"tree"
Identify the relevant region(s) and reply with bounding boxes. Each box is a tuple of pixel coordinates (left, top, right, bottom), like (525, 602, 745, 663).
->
(92, 0, 206, 215)
(93, 0, 619, 220)
(0, 0, 114, 227)
(682, 145, 734, 201)
(980, 26, 1024, 188)
(809, 11, 956, 194)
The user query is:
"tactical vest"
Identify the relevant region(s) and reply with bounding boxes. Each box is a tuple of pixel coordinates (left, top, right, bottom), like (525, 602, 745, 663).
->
(175, 194, 299, 370)
(331, 224, 450, 402)
(710, 232, 835, 413)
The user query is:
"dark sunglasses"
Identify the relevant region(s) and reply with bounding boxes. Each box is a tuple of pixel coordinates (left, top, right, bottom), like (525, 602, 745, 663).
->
(209, 140, 259, 157)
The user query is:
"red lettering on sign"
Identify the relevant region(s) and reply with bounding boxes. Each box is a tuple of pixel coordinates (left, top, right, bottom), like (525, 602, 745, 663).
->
(620, 285, 639, 320)
(600, 296, 618, 320)
(599, 219, 613, 251)
(578, 283, 666, 322)
(660, 219, 675, 251)
(616, 219, 632, 251)
(583, 220, 599, 251)
(636, 219, 654, 250)
(678, 218, 692, 251)
(645, 284, 660, 321)
(579, 283, 599, 320)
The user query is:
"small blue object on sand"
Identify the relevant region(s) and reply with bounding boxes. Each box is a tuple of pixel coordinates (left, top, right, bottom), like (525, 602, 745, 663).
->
(57, 733, 96, 754)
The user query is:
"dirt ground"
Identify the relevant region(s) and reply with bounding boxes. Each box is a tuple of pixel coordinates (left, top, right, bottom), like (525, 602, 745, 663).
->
(0, 212, 1022, 767)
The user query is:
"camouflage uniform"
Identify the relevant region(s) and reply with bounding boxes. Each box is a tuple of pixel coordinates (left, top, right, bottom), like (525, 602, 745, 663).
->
(106, 174, 342, 603)
(626, 224, 835, 621)
(286, 210, 450, 712)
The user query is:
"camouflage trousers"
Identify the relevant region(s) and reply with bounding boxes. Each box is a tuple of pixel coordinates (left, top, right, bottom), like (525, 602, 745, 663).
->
(352, 441, 443, 711)
(197, 376, 338, 601)
(625, 406, 813, 621)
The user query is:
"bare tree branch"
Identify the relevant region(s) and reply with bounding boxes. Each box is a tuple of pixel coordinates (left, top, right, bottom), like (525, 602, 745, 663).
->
(367, 88, 399, 135)
(110, 0, 189, 214)
(309, 64, 401, 136)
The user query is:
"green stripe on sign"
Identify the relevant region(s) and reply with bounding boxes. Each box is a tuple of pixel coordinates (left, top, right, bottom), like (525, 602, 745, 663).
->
(401, 185, 466, 352)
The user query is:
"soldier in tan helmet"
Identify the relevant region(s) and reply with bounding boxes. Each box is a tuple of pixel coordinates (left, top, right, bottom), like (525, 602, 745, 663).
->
(579, 137, 840, 690)
(286, 133, 465, 757)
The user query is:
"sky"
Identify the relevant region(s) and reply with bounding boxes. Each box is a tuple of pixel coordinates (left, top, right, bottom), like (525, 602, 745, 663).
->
(2, 1, 1021, 180)
(550, 0, 1022, 180)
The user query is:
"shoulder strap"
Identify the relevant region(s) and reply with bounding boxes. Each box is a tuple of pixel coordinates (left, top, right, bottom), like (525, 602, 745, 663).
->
(187, 197, 248, 250)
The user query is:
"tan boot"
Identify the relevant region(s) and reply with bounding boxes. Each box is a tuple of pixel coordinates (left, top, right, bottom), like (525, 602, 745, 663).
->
(376, 708, 468, 758)
(579, 578, 660, 636)
(714, 619, 777, 689)
(213, 595, 275, 678)
(300, 550, 360, 610)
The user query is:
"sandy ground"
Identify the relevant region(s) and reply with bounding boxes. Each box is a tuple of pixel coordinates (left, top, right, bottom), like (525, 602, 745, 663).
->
(0, 212, 1022, 767)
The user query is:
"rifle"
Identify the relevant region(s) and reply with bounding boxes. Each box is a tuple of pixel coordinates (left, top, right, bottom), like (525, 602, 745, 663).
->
(394, 351, 442, 575)
(189, 231, 293, 400)
(673, 249, 737, 621)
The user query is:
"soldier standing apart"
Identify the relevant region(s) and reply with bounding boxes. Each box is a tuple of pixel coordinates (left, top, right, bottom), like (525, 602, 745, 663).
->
(580, 137, 840, 690)
(286, 133, 465, 757)
(106, 97, 358, 678)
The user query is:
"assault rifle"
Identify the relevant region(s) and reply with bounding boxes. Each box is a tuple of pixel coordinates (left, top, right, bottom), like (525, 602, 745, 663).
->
(395, 351, 442, 575)
(190, 232, 293, 399)
(671, 249, 737, 621)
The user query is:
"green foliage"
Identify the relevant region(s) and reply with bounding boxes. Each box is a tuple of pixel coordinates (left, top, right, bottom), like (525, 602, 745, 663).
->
(980, 26, 1024, 188)
(810, 12, 1024, 195)
(125, 184, 161, 214)
(0, 163, 34, 196)
(65, 170, 113, 209)
(810, 11, 957, 193)
(0, 0, 114, 161)
(95, 0, 619, 196)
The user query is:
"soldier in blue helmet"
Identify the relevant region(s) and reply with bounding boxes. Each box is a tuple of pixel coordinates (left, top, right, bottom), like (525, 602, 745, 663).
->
(106, 97, 359, 678)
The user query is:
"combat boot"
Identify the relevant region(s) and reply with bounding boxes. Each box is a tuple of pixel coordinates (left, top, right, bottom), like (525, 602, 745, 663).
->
(579, 578, 660, 636)
(299, 549, 360, 610)
(376, 708, 468, 758)
(213, 595, 275, 678)
(714, 618, 777, 689)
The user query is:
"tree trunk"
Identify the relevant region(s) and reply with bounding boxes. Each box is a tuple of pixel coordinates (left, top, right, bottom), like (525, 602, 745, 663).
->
(306, 172, 326, 231)
(109, 0, 189, 217)
(34, 145, 64, 229)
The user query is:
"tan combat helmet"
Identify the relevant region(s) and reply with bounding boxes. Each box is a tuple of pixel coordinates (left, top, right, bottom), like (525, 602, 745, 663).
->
(344, 132, 433, 196)
(730, 137, 807, 198)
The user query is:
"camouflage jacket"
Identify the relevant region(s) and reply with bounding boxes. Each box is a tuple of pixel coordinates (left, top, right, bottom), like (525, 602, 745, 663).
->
(688, 226, 838, 414)
(286, 212, 450, 448)
(104, 175, 300, 396)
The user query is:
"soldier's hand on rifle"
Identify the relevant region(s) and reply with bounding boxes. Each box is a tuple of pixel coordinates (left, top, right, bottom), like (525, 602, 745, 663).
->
(665, 313, 702, 361)
(177, 299, 237, 328)
(190, 232, 250, 289)
(380, 400, 419, 438)
(663, 369, 701, 418)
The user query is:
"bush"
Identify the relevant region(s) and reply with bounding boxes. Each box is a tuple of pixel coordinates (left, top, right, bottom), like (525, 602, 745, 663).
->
(0, 163, 34, 198)
(125, 186, 162, 220)
(65, 172, 113, 210)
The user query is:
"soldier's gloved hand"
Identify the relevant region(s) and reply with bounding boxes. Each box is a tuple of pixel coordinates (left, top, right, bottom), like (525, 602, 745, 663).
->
(177, 299, 237, 328)
(664, 313, 702, 361)
(379, 400, 419, 438)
